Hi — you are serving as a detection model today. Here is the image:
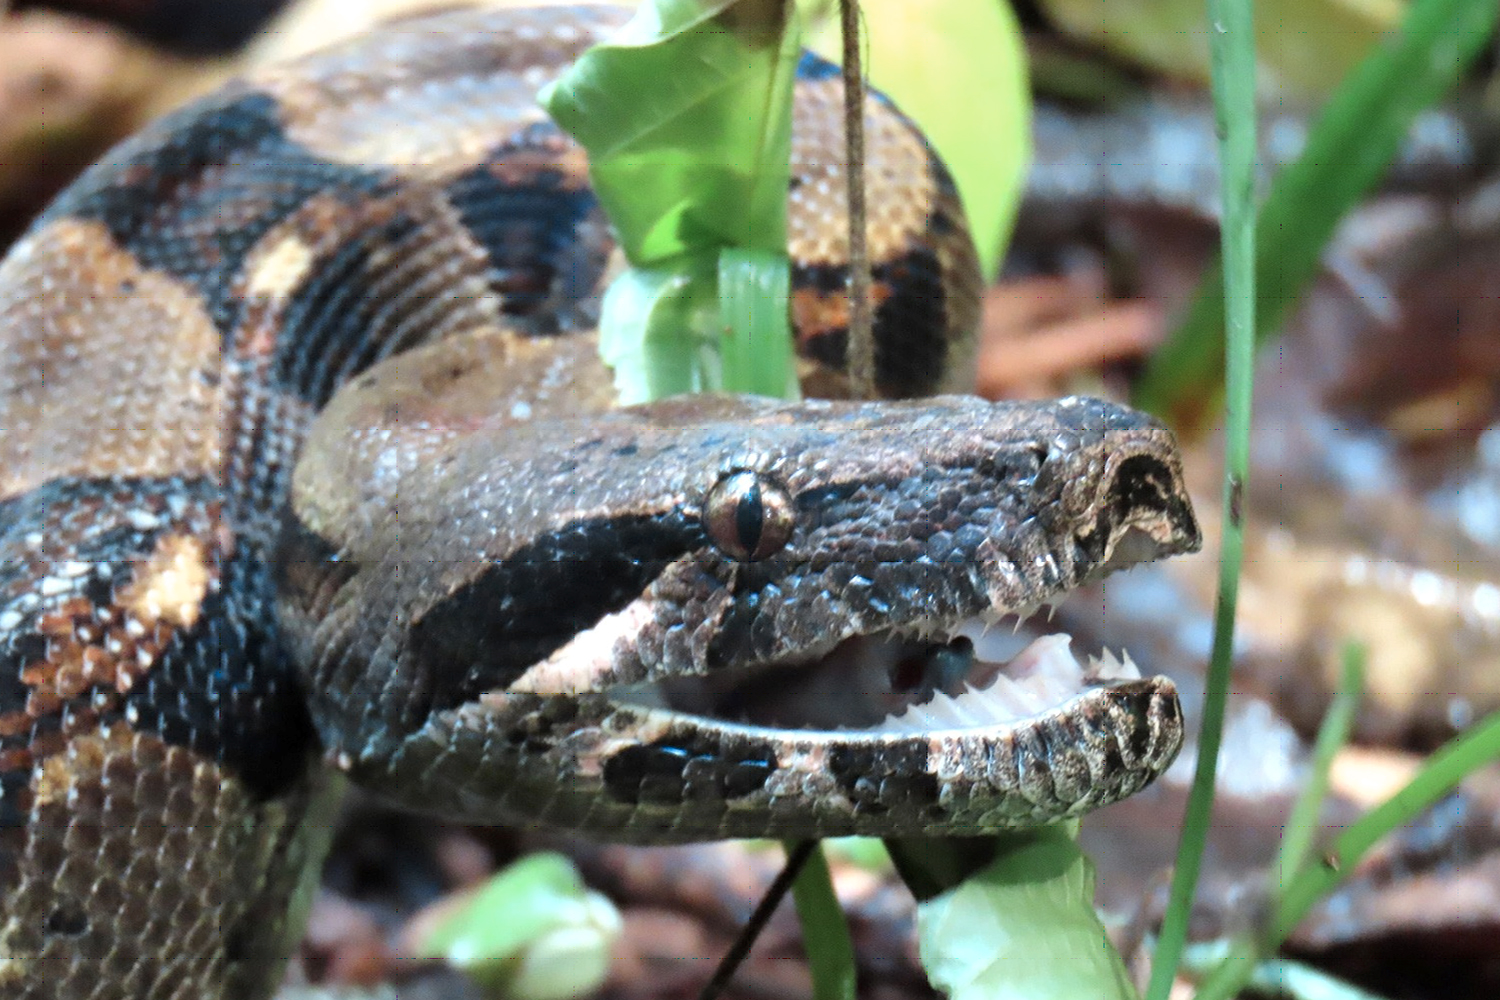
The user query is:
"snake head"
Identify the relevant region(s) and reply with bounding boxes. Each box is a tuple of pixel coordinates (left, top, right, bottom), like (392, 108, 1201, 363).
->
(508, 393, 1199, 686)
(286, 393, 1199, 838)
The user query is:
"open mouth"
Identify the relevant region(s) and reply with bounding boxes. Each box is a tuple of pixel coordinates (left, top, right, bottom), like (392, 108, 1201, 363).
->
(615, 607, 1145, 735)
(602, 517, 1184, 737)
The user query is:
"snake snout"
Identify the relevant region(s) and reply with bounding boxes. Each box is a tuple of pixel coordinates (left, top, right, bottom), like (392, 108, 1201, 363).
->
(1088, 440, 1202, 577)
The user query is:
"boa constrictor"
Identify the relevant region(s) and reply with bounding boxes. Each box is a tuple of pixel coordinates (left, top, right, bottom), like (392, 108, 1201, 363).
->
(0, 5, 1200, 997)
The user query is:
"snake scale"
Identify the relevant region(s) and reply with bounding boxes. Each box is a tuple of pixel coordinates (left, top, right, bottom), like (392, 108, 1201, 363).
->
(0, 5, 1200, 997)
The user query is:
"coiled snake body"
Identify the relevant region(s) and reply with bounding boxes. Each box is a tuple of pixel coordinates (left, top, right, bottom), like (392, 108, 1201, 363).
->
(0, 6, 1199, 997)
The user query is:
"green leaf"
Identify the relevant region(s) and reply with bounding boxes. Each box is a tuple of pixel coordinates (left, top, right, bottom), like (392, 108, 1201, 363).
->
(597, 255, 722, 404)
(916, 826, 1137, 1000)
(542, 0, 800, 262)
(801, 0, 1028, 279)
(420, 853, 622, 1000)
(541, 0, 802, 403)
(719, 248, 797, 396)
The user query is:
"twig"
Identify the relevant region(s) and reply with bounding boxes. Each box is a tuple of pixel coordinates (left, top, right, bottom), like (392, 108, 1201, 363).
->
(697, 839, 817, 1000)
(839, 0, 874, 398)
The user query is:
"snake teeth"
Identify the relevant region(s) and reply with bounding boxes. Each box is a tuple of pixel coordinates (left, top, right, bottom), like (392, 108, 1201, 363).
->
(1088, 647, 1142, 682)
(870, 632, 1144, 733)
(623, 610, 1149, 734)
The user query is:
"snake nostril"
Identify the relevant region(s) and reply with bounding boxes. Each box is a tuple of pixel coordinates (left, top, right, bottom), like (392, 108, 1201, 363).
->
(43, 905, 88, 938)
(1108, 455, 1173, 513)
(1105, 454, 1199, 550)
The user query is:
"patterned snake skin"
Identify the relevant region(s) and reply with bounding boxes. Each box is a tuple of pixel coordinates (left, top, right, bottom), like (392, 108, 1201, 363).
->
(0, 6, 1200, 997)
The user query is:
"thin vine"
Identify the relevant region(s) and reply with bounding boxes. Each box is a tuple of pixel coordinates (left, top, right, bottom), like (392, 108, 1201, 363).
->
(839, 0, 874, 397)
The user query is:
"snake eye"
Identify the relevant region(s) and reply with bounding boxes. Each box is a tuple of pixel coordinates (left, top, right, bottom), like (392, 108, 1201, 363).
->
(705, 471, 794, 561)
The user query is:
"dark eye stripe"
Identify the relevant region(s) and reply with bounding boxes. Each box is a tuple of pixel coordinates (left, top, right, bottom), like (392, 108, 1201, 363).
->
(735, 480, 764, 555)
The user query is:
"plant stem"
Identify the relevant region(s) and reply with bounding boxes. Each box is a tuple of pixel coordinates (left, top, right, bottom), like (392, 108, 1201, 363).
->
(1143, 0, 1256, 993)
(839, 0, 874, 397)
(698, 839, 816, 1000)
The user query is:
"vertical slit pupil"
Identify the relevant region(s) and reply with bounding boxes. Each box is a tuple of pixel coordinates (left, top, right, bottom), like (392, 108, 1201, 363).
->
(735, 480, 764, 554)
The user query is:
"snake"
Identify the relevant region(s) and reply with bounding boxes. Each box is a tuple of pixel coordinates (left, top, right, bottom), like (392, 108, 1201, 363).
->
(0, 4, 1201, 997)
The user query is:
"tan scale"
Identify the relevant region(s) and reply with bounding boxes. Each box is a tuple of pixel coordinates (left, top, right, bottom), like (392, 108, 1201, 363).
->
(0, 724, 335, 1000)
(0, 219, 224, 500)
(786, 75, 940, 266)
(241, 235, 318, 303)
(251, 5, 623, 176)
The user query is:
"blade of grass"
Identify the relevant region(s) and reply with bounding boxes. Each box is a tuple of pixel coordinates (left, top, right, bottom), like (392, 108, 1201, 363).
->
(1134, 0, 1499, 429)
(1182, 943, 1394, 1000)
(1142, 0, 1255, 993)
(1189, 706, 1500, 1000)
(1270, 707, 1500, 944)
(1268, 642, 1364, 902)
(788, 841, 858, 1000)
(1183, 643, 1364, 1000)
